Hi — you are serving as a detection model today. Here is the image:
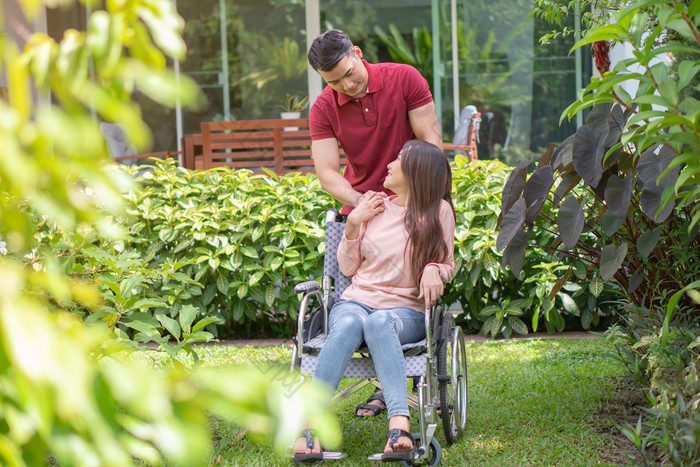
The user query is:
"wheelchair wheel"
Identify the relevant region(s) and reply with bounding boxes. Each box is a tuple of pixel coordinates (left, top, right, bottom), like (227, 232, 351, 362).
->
(437, 315, 468, 445)
(401, 432, 442, 466)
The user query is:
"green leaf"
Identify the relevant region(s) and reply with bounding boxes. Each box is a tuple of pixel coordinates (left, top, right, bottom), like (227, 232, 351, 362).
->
(589, 279, 604, 297)
(581, 309, 592, 329)
(119, 273, 144, 297)
(216, 273, 229, 294)
(482, 253, 499, 271)
(156, 314, 181, 340)
(249, 270, 265, 286)
(240, 246, 258, 259)
(265, 285, 276, 307)
(559, 292, 581, 316)
(508, 317, 528, 335)
(678, 61, 700, 91)
(479, 305, 500, 318)
(192, 316, 223, 333)
(599, 243, 628, 281)
(179, 304, 199, 334)
(237, 284, 249, 299)
(123, 318, 160, 337)
(547, 308, 565, 332)
(131, 298, 167, 311)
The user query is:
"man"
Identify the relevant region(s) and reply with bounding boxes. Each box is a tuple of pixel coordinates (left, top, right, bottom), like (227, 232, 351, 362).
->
(307, 29, 442, 215)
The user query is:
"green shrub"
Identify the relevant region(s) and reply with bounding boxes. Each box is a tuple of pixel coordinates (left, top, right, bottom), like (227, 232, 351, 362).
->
(520, 0, 700, 462)
(123, 163, 335, 337)
(449, 155, 617, 337)
(36, 157, 618, 341)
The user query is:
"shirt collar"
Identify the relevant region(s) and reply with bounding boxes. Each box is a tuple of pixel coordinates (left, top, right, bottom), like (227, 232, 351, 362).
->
(336, 60, 384, 106)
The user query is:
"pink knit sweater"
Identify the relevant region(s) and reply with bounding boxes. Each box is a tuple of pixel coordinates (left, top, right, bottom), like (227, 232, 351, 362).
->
(337, 196, 455, 313)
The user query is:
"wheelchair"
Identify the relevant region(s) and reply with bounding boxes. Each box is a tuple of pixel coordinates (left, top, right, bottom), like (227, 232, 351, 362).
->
(291, 209, 468, 465)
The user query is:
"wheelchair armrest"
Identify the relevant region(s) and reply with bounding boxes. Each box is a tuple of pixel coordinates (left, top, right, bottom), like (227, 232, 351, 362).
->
(294, 280, 320, 294)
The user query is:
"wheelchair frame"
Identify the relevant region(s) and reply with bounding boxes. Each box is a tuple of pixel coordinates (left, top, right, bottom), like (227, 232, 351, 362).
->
(291, 210, 468, 466)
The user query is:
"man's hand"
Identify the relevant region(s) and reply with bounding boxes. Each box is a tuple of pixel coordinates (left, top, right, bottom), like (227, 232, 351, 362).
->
(418, 265, 443, 309)
(344, 191, 385, 239)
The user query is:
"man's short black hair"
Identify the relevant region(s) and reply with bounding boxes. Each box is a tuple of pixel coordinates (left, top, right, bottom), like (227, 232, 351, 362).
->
(307, 29, 354, 72)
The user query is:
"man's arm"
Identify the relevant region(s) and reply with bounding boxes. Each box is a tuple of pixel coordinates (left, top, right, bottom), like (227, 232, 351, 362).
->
(408, 101, 443, 149)
(312, 138, 363, 208)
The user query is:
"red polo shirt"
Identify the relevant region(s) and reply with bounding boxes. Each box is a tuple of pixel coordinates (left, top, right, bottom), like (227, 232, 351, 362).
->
(309, 60, 433, 214)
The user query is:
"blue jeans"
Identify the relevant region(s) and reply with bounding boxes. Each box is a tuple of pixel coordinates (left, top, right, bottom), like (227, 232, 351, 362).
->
(313, 300, 426, 419)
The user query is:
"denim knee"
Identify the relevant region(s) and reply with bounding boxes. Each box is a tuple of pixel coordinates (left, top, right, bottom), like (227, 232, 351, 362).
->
(330, 309, 365, 335)
(363, 312, 393, 343)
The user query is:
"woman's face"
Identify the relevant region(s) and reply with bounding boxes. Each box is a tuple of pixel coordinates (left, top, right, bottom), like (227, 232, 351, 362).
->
(383, 151, 407, 193)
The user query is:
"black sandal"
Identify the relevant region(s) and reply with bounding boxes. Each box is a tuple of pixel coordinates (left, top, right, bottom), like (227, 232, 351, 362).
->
(292, 429, 324, 465)
(379, 428, 415, 462)
(354, 389, 386, 417)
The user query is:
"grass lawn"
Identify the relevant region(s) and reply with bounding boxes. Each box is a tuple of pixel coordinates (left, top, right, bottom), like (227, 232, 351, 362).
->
(160, 336, 637, 466)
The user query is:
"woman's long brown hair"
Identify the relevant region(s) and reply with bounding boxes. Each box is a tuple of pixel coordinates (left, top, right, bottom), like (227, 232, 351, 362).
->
(400, 140, 456, 286)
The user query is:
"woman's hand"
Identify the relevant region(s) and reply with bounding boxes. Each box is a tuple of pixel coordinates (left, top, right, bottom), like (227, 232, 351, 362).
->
(418, 265, 443, 309)
(345, 191, 386, 240)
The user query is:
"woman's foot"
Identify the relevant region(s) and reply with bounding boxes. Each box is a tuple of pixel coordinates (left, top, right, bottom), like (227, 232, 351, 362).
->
(383, 416, 413, 455)
(293, 429, 322, 464)
(355, 389, 386, 417)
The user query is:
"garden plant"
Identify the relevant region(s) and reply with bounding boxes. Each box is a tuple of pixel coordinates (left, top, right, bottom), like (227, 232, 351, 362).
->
(0, 1, 338, 465)
(505, 0, 700, 462)
(31, 155, 619, 349)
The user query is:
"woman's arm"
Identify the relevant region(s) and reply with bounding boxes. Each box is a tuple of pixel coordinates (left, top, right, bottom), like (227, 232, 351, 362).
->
(337, 192, 386, 276)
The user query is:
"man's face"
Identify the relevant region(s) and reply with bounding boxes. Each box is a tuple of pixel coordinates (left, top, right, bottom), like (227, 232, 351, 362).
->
(318, 48, 369, 98)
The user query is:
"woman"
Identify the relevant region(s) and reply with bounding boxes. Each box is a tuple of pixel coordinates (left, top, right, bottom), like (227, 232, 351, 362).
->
(294, 139, 455, 463)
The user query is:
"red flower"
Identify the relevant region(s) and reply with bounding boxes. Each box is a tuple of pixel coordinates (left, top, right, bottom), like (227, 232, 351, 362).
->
(591, 41, 611, 76)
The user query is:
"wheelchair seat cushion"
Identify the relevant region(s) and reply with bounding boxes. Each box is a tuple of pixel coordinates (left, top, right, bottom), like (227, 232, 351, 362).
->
(302, 333, 426, 353)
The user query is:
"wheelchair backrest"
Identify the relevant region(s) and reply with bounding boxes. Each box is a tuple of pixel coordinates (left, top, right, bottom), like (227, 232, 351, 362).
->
(323, 219, 353, 302)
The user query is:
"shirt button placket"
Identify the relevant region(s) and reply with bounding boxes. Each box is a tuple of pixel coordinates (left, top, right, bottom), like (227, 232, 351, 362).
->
(361, 98, 377, 126)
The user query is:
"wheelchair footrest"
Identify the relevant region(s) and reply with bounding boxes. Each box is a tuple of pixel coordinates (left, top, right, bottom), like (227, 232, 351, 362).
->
(366, 452, 417, 462)
(322, 451, 347, 460)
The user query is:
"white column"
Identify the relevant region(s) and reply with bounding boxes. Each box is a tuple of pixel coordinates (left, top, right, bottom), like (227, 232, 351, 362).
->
(305, 0, 322, 105)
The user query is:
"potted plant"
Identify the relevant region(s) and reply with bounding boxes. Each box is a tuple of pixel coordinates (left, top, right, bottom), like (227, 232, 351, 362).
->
(278, 94, 308, 131)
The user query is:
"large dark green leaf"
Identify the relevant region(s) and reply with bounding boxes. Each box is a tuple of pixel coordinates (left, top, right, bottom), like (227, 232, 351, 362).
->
(628, 269, 645, 293)
(573, 124, 609, 187)
(638, 145, 678, 186)
(551, 134, 575, 171)
(641, 186, 675, 223)
(496, 198, 526, 252)
(601, 210, 626, 236)
(500, 158, 529, 215)
(637, 228, 662, 258)
(552, 172, 581, 208)
(586, 103, 612, 134)
(604, 104, 625, 149)
(600, 243, 628, 281)
(592, 170, 613, 201)
(523, 166, 554, 222)
(604, 171, 636, 217)
(502, 226, 531, 276)
(638, 145, 680, 222)
(537, 143, 556, 168)
(557, 194, 586, 250)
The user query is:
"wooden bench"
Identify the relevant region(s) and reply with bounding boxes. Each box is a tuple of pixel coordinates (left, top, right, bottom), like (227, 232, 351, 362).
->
(187, 117, 478, 173)
(199, 118, 346, 173)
